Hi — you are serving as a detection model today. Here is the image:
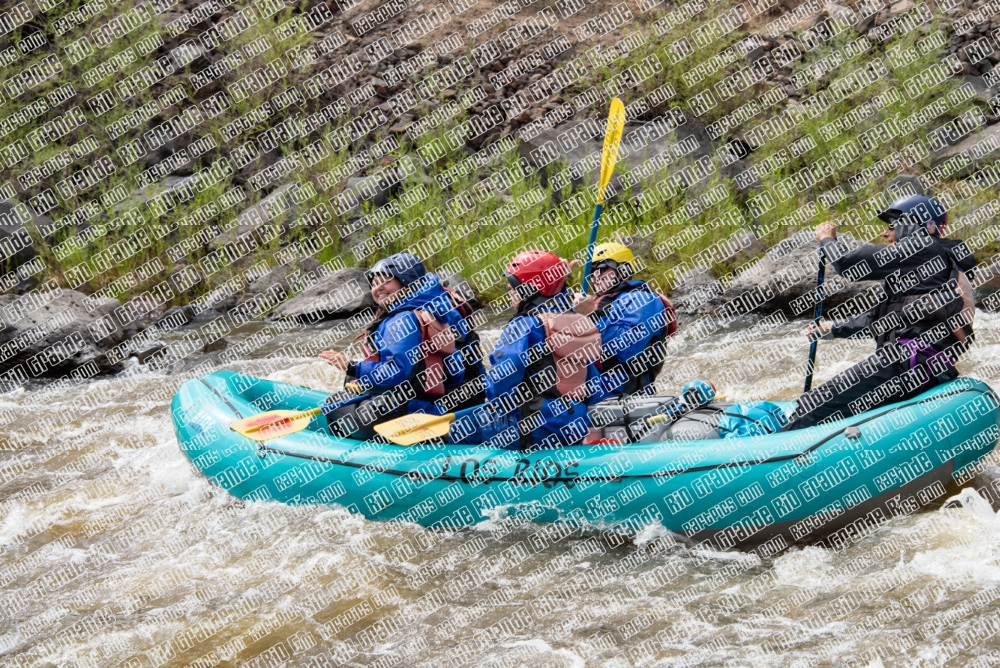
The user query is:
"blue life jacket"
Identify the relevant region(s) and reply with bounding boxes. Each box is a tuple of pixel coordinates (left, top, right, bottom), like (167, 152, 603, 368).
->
(591, 280, 670, 396)
(454, 290, 603, 449)
(354, 274, 484, 414)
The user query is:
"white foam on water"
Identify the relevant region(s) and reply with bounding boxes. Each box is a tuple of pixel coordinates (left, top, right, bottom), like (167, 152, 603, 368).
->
(266, 360, 344, 392)
(907, 489, 1000, 583)
(771, 545, 837, 588)
(0, 385, 26, 399)
(949, 486, 1000, 522)
(0, 493, 77, 547)
(475, 504, 511, 530)
(688, 546, 761, 565)
(514, 638, 586, 666)
(633, 520, 669, 548)
(120, 417, 201, 497)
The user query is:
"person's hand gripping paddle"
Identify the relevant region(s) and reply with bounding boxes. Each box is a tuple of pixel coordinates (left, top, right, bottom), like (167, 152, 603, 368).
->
(231, 382, 368, 442)
(580, 98, 626, 296)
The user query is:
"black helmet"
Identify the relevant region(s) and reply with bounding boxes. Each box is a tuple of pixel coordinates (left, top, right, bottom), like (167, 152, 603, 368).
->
(878, 194, 948, 236)
(365, 253, 426, 286)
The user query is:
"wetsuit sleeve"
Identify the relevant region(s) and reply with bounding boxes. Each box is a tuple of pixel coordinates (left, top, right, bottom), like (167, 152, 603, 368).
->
(947, 240, 977, 277)
(819, 237, 893, 280)
(483, 316, 538, 401)
(353, 312, 422, 389)
(594, 291, 659, 362)
(830, 312, 873, 338)
(821, 235, 967, 284)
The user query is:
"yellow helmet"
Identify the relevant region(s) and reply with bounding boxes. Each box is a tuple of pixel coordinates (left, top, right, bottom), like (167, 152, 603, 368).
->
(592, 242, 634, 267)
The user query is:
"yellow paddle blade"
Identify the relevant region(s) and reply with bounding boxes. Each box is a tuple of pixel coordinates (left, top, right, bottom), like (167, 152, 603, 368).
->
(231, 408, 320, 441)
(597, 97, 626, 204)
(647, 413, 671, 425)
(374, 412, 456, 446)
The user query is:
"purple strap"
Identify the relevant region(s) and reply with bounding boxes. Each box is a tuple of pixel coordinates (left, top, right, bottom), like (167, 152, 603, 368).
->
(896, 338, 954, 386)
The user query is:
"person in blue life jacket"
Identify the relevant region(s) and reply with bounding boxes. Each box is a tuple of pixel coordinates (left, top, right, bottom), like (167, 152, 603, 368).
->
(320, 252, 485, 434)
(450, 250, 604, 450)
(572, 242, 678, 398)
(783, 194, 977, 431)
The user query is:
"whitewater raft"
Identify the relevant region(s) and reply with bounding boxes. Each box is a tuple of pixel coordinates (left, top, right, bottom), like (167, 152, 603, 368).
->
(172, 371, 1000, 552)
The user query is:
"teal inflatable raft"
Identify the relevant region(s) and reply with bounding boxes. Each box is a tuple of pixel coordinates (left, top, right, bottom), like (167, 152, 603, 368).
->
(172, 371, 1000, 552)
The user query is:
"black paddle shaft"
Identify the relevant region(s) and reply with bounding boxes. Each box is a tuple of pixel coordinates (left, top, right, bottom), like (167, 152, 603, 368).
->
(804, 248, 826, 392)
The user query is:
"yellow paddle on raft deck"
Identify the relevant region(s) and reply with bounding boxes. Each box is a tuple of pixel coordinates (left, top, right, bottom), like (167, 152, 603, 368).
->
(231, 382, 364, 442)
(374, 411, 459, 446)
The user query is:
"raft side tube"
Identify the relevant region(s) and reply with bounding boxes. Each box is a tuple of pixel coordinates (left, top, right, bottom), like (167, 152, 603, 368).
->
(171, 371, 1000, 550)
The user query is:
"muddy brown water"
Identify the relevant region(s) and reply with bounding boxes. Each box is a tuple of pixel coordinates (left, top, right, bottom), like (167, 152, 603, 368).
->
(4, 310, 1000, 667)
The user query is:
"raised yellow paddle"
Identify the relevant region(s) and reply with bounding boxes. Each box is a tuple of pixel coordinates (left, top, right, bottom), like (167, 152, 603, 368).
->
(231, 382, 366, 442)
(581, 97, 626, 296)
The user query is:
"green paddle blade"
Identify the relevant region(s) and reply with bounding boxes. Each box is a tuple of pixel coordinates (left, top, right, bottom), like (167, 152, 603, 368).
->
(374, 412, 457, 446)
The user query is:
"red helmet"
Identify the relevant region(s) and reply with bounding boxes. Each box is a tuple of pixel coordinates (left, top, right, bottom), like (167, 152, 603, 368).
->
(505, 250, 567, 297)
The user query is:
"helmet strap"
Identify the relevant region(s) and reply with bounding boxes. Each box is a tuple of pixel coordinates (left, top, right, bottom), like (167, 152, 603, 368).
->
(595, 264, 631, 294)
(517, 293, 544, 314)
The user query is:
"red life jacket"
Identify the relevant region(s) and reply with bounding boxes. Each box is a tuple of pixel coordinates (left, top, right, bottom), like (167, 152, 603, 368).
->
(661, 295, 678, 338)
(533, 311, 601, 402)
(360, 309, 455, 397)
(415, 309, 456, 396)
(443, 285, 475, 320)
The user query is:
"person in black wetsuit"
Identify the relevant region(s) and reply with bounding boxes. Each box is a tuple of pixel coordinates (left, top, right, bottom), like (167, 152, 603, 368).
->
(784, 194, 976, 431)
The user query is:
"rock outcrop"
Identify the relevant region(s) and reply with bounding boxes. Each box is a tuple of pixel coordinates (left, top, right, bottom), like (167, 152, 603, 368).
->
(268, 267, 375, 323)
(0, 289, 137, 384)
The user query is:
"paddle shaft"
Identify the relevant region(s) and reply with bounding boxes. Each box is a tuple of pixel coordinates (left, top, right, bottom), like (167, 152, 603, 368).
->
(645, 393, 711, 427)
(804, 248, 826, 393)
(580, 204, 604, 296)
(646, 404, 685, 425)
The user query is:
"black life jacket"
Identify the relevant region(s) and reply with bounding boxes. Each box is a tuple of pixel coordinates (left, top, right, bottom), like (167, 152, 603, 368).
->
(869, 237, 974, 352)
(439, 285, 486, 394)
(591, 280, 677, 395)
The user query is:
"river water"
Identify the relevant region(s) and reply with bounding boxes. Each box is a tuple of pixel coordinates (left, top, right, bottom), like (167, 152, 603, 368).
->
(4, 308, 1000, 667)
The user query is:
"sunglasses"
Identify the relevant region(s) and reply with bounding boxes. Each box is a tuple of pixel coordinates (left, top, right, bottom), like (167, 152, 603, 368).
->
(365, 272, 394, 287)
(883, 210, 922, 231)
